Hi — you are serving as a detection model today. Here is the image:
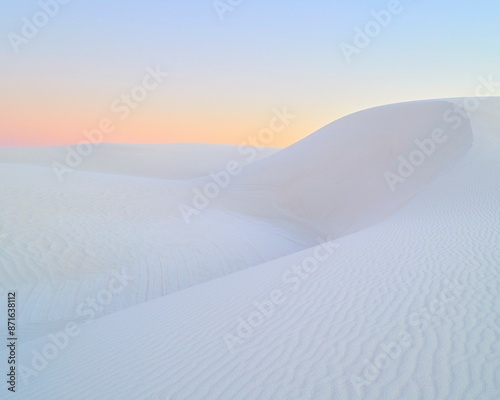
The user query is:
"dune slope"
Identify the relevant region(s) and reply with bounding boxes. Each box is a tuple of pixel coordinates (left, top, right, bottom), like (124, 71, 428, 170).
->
(0, 100, 473, 333)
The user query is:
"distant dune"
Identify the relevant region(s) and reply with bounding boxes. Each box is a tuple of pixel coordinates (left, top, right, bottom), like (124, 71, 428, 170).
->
(0, 143, 279, 180)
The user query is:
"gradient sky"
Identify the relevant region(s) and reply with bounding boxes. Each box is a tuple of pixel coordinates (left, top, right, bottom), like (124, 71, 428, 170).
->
(1, 0, 499, 147)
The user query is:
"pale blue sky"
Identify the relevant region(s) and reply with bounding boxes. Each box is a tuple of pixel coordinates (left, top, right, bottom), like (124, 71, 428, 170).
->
(1, 0, 499, 146)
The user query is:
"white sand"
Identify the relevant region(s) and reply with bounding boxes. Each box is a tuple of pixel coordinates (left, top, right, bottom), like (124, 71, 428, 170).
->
(0, 99, 498, 399)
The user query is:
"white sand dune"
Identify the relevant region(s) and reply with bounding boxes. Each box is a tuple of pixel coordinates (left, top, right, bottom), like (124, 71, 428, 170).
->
(0, 100, 472, 333)
(0, 143, 279, 180)
(0, 99, 499, 399)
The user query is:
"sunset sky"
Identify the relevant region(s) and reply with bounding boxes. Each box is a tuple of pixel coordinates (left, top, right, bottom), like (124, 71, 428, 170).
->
(1, 0, 499, 147)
